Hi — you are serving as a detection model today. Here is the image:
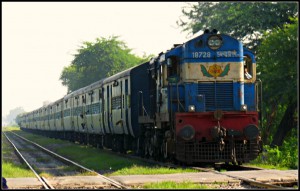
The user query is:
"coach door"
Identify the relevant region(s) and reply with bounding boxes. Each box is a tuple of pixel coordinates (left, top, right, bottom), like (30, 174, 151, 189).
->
(98, 89, 104, 134)
(103, 84, 112, 134)
(91, 88, 104, 135)
(80, 94, 87, 133)
(86, 90, 94, 134)
(112, 80, 123, 134)
(74, 96, 80, 132)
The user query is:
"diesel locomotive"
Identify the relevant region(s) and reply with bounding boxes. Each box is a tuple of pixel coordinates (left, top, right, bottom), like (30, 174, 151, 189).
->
(17, 29, 262, 165)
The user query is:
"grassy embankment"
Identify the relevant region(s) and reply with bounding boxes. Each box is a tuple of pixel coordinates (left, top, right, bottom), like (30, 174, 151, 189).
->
(2, 127, 35, 178)
(4, 126, 296, 188)
(2, 126, 209, 188)
(2, 126, 197, 178)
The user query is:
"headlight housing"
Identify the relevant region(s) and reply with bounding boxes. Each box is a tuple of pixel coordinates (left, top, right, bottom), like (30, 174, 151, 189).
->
(188, 105, 195, 112)
(179, 125, 195, 141)
(241, 104, 247, 111)
(207, 35, 222, 50)
(244, 124, 259, 139)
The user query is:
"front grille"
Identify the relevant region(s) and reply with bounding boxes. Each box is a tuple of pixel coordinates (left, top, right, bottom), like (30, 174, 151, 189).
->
(176, 140, 260, 163)
(198, 82, 233, 110)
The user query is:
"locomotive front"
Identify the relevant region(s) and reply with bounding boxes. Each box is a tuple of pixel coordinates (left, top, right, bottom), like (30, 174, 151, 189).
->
(156, 30, 262, 165)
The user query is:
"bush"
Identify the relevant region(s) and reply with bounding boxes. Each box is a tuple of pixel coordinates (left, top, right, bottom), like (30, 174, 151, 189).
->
(252, 132, 298, 169)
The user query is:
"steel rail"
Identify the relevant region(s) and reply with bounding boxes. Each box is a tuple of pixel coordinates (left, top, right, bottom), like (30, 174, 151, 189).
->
(11, 130, 292, 189)
(101, 148, 289, 189)
(10, 131, 128, 189)
(191, 166, 289, 189)
(3, 132, 51, 189)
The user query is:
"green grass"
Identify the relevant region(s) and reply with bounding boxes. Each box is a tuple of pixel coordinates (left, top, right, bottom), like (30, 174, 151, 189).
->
(5, 128, 199, 176)
(142, 181, 208, 189)
(2, 126, 20, 132)
(2, 129, 36, 178)
(55, 144, 147, 171)
(245, 163, 289, 170)
(109, 164, 198, 176)
(2, 162, 35, 178)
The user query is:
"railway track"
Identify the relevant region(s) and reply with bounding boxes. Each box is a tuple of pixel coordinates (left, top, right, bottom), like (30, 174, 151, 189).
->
(3, 132, 128, 189)
(84, 145, 296, 189)
(4, 131, 297, 189)
(190, 166, 291, 189)
(3, 132, 53, 189)
(97, 144, 297, 189)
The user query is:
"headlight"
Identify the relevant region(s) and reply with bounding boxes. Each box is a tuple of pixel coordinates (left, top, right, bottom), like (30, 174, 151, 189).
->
(244, 124, 259, 139)
(241, 104, 247, 111)
(207, 35, 222, 50)
(179, 125, 195, 141)
(188, 105, 195, 112)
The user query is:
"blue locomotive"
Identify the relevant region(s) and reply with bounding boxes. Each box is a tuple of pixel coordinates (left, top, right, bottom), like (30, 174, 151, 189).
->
(17, 29, 262, 165)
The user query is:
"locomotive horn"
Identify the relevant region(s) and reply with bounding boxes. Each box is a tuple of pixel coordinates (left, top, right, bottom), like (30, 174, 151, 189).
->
(204, 29, 210, 34)
(212, 29, 218, 34)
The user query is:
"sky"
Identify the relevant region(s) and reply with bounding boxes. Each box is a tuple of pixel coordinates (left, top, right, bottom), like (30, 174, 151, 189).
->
(2, 2, 197, 124)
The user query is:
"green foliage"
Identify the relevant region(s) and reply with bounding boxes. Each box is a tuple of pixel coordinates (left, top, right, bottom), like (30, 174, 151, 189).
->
(251, 129, 298, 169)
(258, 17, 297, 104)
(257, 17, 298, 144)
(60, 36, 151, 93)
(178, 2, 298, 50)
(4, 107, 25, 126)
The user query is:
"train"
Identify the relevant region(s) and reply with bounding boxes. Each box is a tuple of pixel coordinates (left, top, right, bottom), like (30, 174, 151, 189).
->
(16, 29, 263, 165)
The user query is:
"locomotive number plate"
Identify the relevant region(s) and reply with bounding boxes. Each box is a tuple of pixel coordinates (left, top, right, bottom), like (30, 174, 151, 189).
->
(192, 51, 211, 58)
(216, 50, 238, 57)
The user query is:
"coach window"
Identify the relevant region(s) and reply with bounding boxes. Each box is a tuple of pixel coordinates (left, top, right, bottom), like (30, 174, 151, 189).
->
(82, 95, 86, 104)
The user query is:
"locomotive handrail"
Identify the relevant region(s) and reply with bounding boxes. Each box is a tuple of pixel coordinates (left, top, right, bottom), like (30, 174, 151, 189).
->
(176, 83, 185, 112)
(138, 91, 149, 117)
(256, 79, 263, 130)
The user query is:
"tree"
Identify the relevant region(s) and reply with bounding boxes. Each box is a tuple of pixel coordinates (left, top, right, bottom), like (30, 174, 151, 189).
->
(177, 2, 298, 145)
(60, 36, 151, 93)
(257, 17, 298, 146)
(177, 2, 298, 50)
(4, 107, 25, 126)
